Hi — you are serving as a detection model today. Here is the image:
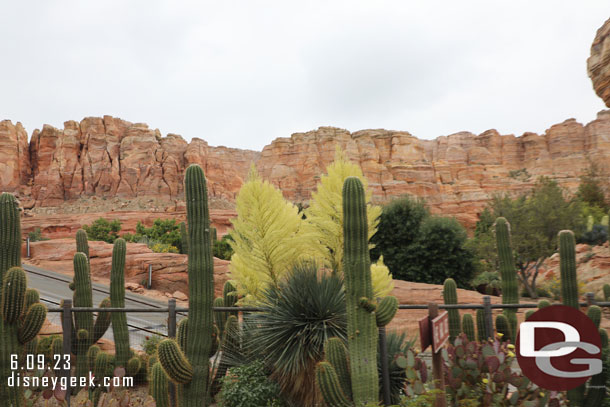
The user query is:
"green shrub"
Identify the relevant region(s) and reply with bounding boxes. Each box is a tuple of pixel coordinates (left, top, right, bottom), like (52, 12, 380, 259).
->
(214, 234, 234, 260)
(143, 334, 164, 355)
(124, 219, 182, 250)
(246, 263, 346, 406)
(218, 360, 284, 407)
(27, 228, 49, 242)
(579, 224, 608, 246)
(150, 242, 179, 253)
(372, 197, 474, 287)
(83, 218, 122, 243)
(470, 271, 502, 295)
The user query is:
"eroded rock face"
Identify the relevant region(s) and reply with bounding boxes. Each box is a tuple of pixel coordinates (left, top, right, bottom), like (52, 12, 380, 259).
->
(2, 113, 610, 228)
(589, 18, 610, 108)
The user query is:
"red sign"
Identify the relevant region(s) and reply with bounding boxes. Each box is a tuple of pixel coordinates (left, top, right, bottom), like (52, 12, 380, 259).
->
(419, 316, 431, 351)
(432, 311, 449, 353)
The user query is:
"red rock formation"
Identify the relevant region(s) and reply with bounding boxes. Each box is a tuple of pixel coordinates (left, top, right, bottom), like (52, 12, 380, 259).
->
(2, 112, 610, 228)
(589, 18, 610, 108)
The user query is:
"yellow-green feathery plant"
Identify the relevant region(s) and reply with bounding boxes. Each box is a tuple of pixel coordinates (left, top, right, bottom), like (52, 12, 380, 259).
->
(229, 165, 316, 303)
(304, 146, 391, 298)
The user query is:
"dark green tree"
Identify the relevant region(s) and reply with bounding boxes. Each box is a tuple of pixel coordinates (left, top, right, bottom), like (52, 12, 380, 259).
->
(372, 196, 474, 287)
(577, 162, 608, 211)
(472, 177, 584, 298)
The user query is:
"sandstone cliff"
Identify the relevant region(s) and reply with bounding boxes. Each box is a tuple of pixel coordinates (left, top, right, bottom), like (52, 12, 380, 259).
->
(2, 112, 610, 227)
(589, 17, 610, 108)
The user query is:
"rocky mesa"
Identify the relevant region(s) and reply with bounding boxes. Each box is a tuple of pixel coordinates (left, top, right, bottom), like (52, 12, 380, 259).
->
(2, 111, 610, 227)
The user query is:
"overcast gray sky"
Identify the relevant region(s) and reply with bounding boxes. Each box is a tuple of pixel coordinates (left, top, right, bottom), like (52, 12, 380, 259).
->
(1, 1, 609, 150)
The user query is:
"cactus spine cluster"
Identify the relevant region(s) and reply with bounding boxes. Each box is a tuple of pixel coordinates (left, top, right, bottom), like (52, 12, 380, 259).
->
(315, 177, 397, 407)
(443, 278, 460, 343)
(158, 164, 215, 407)
(495, 217, 518, 342)
(0, 193, 47, 407)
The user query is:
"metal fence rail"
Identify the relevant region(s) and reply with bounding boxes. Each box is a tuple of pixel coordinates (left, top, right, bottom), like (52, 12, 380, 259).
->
(42, 293, 609, 407)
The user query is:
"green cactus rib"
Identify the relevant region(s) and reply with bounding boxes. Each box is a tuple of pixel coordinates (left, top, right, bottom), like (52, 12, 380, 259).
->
(559, 230, 579, 309)
(180, 221, 189, 255)
(183, 164, 215, 406)
(210, 227, 217, 242)
(495, 217, 518, 342)
(76, 229, 89, 261)
(375, 296, 398, 327)
(443, 278, 461, 343)
(110, 238, 130, 368)
(18, 303, 46, 344)
(158, 339, 193, 384)
(462, 313, 475, 342)
(324, 338, 352, 401)
(604, 284, 610, 301)
(93, 351, 112, 384)
(24, 289, 39, 311)
(92, 297, 112, 343)
(2, 267, 26, 323)
(315, 361, 352, 407)
(495, 314, 510, 341)
(150, 362, 169, 407)
(342, 177, 379, 405)
(476, 309, 486, 342)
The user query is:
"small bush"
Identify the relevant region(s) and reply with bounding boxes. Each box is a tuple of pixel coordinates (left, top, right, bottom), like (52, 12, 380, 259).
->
(28, 228, 49, 242)
(150, 242, 179, 253)
(214, 234, 234, 260)
(218, 360, 284, 407)
(124, 219, 182, 251)
(470, 271, 502, 295)
(83, 218, 121, 243)
(143, 335, 163, 356)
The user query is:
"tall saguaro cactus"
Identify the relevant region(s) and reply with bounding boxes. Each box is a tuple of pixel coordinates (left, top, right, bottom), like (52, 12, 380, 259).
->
(559, 230, 579, 309)
(315, 177, 394, 407)
(495, 217, 518, 342)
(0, 193, 47, 407)
(158, 164, 215, 407)
(110, 238, 130, 368)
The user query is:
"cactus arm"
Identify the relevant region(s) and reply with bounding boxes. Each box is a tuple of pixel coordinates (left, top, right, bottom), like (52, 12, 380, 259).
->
(158, 339, 193, 384)
(72, 252, 94, 334)
(91, 298, 111, 344)
(1, 267, 26, 323)
(24, 289, 40, 311)
(495, 314, 510, 341)
(375, 296, 398, 327)
(18, 303, 47, 344)
(342, 177, 378, 404)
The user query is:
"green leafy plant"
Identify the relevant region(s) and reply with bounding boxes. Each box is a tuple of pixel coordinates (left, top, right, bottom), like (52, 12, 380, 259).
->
(83, 218, 122, 243)
(247, 262, 346, 406)
(470, 271, 501, 296)
(213, 234, 234, 260)
(143, 335, 164, 356)
(218, 360, 285, 407)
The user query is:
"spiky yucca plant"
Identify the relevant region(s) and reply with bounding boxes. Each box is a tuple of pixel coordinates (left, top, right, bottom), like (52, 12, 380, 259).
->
(247, 262, 346, 407)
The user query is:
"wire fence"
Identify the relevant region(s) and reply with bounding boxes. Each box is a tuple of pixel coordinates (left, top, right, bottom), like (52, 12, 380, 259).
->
(42, 293, 610, 407)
